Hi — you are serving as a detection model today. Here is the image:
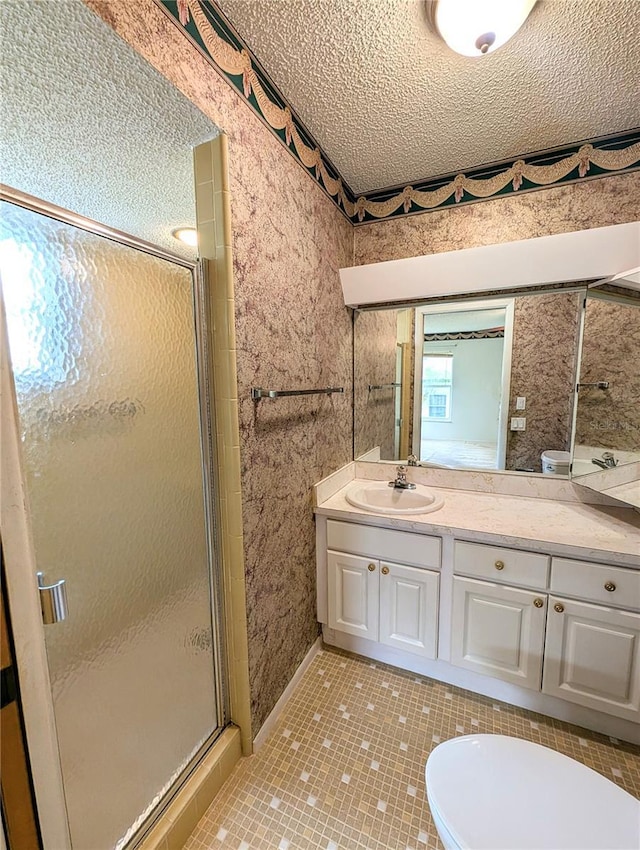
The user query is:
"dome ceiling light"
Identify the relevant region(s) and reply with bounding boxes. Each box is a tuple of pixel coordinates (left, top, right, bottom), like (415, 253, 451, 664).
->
(426, 0, 538, 57)
(171, 226, 198, 247)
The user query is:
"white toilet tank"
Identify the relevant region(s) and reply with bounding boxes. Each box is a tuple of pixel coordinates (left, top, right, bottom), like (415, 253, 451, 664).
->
(426, 734, 640, 850)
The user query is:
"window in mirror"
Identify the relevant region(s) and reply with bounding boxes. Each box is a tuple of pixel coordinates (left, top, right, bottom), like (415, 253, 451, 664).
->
(423, 354, 453, 421)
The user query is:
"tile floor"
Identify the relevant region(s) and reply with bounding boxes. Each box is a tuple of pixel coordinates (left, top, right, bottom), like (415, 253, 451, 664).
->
(185, 648, 640, 850)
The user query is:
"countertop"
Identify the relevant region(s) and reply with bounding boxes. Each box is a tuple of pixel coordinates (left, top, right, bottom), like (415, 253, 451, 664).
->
(315, 480, 640, 568)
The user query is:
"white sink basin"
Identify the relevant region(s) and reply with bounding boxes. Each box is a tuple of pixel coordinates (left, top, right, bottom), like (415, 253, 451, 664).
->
(345, 481, 444, 515)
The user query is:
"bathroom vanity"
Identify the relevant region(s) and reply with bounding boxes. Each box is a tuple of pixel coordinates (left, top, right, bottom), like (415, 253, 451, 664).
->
(314, 464, 640, 744)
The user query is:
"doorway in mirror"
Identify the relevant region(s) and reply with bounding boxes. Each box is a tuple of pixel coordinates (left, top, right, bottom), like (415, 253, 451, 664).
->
(414, 300, 514, 470)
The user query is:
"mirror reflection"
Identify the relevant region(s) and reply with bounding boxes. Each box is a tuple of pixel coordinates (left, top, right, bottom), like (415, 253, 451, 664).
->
(571, 287, 640, 508)
(354, 290, 584, 475)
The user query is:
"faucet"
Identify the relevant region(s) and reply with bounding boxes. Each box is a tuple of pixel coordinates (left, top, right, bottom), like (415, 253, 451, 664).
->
(591, 451, 618, 470)
(389, 465, 416, 490)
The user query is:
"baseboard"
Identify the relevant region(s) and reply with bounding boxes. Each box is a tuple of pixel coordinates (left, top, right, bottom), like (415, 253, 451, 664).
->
(137, 725, 242, 850)
(253, 637, 323, 751)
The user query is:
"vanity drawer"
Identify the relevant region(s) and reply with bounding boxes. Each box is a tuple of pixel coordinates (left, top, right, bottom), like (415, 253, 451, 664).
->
(326, 520, 441, 569)
(550, 558, 640, 610)
(454, 541, 549, 589)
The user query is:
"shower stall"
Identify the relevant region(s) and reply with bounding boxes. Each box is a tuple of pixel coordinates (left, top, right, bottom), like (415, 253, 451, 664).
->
(0, 192, 226, 849)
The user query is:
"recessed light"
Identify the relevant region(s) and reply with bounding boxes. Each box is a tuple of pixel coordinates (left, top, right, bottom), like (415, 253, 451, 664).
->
(426, 0, 537, 57)
(171, 227, 198, 247)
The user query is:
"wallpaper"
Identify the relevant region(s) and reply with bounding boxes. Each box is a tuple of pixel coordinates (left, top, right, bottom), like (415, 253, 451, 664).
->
(354, 171, 640, 265)
(86, 0, 353, 736)
(506, 292, 582, 472)
(353, 309, 398, 460)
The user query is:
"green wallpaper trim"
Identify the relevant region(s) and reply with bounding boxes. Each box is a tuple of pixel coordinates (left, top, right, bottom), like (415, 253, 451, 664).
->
(157, 1, 640, 224)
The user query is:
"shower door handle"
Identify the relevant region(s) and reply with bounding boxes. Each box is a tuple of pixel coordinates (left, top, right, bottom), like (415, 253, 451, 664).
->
(37, 572, 68, 624)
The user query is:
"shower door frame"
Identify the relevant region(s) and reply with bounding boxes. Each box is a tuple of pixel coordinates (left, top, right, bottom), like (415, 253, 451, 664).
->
(0, 186, 228, 849)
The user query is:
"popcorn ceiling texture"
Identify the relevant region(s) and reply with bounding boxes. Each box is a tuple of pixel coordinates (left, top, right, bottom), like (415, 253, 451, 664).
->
(84, 0, 354, 736)
(0, 0, 218, 259)
(218, 0, 640, 194)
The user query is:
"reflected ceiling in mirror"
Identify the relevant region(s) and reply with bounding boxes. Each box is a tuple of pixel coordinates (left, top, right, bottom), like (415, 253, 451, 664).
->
(354, 289, 585, 475)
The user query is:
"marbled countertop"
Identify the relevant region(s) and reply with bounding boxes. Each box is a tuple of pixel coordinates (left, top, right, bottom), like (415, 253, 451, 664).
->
(315, 480, 640, 568)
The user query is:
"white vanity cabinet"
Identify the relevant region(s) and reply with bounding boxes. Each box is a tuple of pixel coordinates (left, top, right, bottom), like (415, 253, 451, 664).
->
(326, 520, 441, 659)
(542, 559, 640, 722)
(450, 542, 549, 690)
(450, 577, 546, 690)
(316, 511, 640, 743)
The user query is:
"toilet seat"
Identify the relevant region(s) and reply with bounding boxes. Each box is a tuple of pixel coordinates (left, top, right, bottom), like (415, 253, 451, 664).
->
(425, 735, 640, 850)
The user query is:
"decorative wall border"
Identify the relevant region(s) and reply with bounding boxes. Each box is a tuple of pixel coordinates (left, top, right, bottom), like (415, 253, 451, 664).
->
(159, 0, 640, 224)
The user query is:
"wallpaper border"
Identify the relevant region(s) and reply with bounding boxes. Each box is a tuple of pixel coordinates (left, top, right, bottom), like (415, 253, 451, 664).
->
(158, 0, 640, 224)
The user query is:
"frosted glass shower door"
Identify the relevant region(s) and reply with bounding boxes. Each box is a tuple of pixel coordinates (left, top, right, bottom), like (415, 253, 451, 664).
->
(1, 202, 222, 849)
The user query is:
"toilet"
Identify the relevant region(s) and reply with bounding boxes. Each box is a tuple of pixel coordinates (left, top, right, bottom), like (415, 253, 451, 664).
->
(425, 735, 640, 850)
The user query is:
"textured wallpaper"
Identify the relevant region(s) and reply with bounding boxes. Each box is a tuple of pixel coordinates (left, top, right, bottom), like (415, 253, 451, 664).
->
(506, 292, 582, 472)
(354, 171, 640, 266)
(86, 0, 353, 736)
(353, 309, 398, 459)
(576, 297, 640, 453)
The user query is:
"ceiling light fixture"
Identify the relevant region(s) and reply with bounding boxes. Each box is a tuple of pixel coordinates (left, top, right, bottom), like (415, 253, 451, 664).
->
(171, 227, 198, 247)
(426, 0, 537, 57)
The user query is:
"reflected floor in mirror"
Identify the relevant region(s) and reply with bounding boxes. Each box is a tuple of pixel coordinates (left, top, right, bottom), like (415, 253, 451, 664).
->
(421, 439, 497, 469)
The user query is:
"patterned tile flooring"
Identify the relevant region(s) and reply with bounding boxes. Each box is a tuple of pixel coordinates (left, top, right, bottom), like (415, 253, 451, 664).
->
(185, 648, 640, 850)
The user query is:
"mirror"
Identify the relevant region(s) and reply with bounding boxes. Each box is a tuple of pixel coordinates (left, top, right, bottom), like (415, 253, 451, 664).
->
(354, 289, 585, 475)
(571, 282, 640, 508)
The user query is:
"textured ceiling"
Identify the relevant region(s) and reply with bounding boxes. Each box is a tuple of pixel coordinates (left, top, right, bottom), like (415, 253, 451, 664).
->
(0, 0, 219, 259)
(217, 0, 640, 194)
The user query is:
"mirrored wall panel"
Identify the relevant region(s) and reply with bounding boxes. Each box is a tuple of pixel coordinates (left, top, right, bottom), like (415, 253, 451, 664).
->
(354, 290, 585, 474)
(571, 288, 640, 508)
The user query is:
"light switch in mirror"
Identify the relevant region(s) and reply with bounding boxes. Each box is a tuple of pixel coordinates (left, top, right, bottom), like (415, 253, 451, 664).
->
(354, 289, 585, 475)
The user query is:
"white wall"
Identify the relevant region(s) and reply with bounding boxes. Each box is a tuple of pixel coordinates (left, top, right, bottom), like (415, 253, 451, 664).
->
(423, 338, 504, 442)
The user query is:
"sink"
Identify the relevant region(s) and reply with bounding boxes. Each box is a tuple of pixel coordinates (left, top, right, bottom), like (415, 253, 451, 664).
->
(345, 481, 444, 515)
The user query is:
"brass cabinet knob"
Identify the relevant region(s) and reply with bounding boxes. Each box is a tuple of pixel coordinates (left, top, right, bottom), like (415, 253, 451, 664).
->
(554, 602, 565, 613)
(381, 566, 389, 575)
(533, 598, 544, 608)
(494, 560, 505, 571)
(604, 581, 616, 592)
(368, 563, 376, 572)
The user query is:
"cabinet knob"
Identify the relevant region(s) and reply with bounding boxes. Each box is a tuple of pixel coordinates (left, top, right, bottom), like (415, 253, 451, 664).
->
(533, 598, 544, 608)
(494, 560, 505, 571)
(554, 602, 565, 613)
(381, 566, 389, 575)
(368, 563, 376, 572)
(604, 581, 616, 592)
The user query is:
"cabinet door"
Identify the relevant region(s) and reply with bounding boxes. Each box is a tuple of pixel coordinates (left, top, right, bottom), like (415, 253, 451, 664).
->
(327, 551, 379, 640)
(379, 562, 439, 658)
(451, 577, 546, 690)
(543, 596, 640, 722)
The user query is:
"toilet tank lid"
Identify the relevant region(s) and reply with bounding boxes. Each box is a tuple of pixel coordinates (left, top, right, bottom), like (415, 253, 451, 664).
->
(425, 735, 640, 850)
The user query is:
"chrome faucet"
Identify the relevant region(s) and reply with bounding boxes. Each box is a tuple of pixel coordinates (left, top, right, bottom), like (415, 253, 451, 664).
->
(389, 465, 416, 490)
(591, 451, 618, 470)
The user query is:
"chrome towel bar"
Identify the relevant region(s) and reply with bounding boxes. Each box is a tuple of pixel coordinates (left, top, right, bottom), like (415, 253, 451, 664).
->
(368, 382, 401, 391)
(251, 387, 344, 400)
